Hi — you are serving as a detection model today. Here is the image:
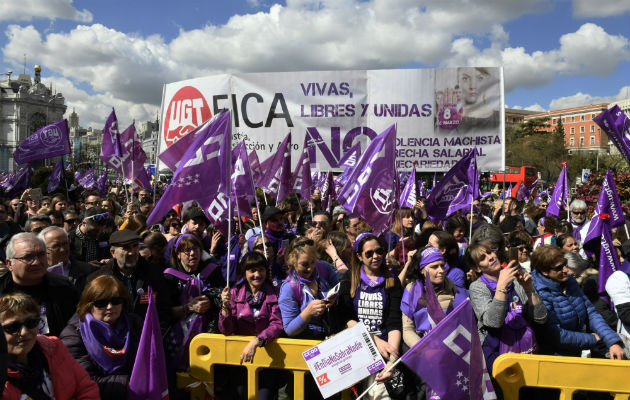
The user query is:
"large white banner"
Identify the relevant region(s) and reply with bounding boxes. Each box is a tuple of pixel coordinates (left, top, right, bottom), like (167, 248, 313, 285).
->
(159, 68, 505, 172)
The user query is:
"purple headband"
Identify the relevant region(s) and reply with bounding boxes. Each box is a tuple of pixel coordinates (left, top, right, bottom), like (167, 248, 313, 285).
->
(419, 247, 444, 270)
(174, 233, 196, 253)
(539, 217, 545, 227)
(353, 232, 375, 253)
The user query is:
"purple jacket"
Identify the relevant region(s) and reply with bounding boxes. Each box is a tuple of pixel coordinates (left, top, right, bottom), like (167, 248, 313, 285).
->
(218, 281, 283, 343)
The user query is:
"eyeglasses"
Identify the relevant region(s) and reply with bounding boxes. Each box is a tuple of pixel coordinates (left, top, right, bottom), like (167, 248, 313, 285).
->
(12, 252, 47, 264)
(363, 247, 386, 258)
(85, 201, 101, 206)
(550, 261, 567, 272)
(312, 220, 328, 228)
(254, 242, 273, 251)
(571, 210, 586, 215)
(179, 247, 200, 255)
(517, 246, 531, 252)
(84, 212, 109, 223)
(64, 218, 78, 224)
(93, 297, 124, 308)
(2, 317, 40, 334)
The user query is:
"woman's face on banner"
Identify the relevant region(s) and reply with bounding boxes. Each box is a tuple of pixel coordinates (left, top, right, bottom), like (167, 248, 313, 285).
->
(458, 68, 489, 105)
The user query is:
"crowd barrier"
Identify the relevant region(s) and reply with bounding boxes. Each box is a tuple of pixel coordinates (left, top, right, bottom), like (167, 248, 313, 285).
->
(493, 353, 630, 400)
(177, 333, 352, 400)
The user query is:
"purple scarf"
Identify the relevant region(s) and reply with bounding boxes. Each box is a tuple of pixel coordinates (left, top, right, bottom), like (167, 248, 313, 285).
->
(80, 313, 130, 374)
(479, 275, 537, 355)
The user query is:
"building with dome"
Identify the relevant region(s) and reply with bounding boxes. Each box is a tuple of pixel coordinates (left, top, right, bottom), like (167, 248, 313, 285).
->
(0, 65, 67, 172)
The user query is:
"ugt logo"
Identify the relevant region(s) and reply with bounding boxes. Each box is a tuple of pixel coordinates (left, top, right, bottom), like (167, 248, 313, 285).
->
(163, 86, 212, 147)
(40, 127, 62, 146)
(370, 187, 393, 214)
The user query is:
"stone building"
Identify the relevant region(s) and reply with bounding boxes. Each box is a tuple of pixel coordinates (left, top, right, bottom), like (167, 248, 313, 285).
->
(0, 66, 66, 172)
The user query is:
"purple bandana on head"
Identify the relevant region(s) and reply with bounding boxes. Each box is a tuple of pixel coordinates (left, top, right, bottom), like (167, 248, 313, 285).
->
(353, 232, 374, 253)
(80, 313, 131, 374)
(419, 247, 443, 270)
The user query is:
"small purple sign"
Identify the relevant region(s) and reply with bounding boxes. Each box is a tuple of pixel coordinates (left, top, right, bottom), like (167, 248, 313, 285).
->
(338, 363, 351, 374)
(367, 360, 385, 374)
(437, 104, 462, 130)
(303, 346, 321, 361)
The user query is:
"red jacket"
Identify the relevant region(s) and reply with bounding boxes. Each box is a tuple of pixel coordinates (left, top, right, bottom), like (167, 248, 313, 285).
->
(3, 335, 100, 400)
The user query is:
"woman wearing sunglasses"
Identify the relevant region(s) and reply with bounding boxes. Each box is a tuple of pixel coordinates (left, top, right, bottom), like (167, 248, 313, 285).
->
(531, 245, 625, 359)
(400, 246, 468, 398)
(467, 242, 548, 377)
(334, 233, 402, 399)
(60, 275, 141, 398)
(1, 292, 100, 399)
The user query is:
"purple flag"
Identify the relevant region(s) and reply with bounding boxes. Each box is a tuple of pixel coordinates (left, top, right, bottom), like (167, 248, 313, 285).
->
(425, 149, 478, 224)
(501, 182, 512, 200)
(232, 141, 257, 202)
(446, 185, 473, 217)
(3, 165, 34, 197)
(334, 141, 362, 189)
(14, 119, 71, 164)
(292, 137, 313, 200)
(400, 165, 418, 208)
(546, 163, 568, 217)
(128, 286, 169, 400)
(77, 168, 97, 189)
(320, 171, 336, 213)
(100, 109, 123, 159)
(400, 300, 496, 400)
(47, 158, 66, 193)
(158, 119, 209, 171)
(594, 105, 630, 166)
(598, 228, 621, 294)
(515, 181, 527, 201)
(418, 180, 428, 198)
(337, 124, 397, 235)
(258, 133, 292, 202)
(97, 169, 109, 198)
(583, 169, 624, 253)
(147, 111, 231, 225)
(248, 149, 263, 187)
(534, 189, 549, 204)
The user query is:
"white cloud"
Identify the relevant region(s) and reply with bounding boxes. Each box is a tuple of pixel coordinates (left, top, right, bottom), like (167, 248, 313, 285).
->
(573, 0, 630, 17)
(549, 86, 630, 110)
(444, 23, 629, 91)
(524, 104, 545, 112)
(0, 0, 92, 22)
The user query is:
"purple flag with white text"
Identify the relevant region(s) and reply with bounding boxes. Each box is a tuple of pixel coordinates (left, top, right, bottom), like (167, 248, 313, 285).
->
(231, 141, 257, 203)
(292, 137, 313, 200)
(400, 165, 418, 208)
(258, 133, 292, 202)
(128, 286, 169, 400)
(320, 171, 336, 213)
(100, 109, 123, 159)
(334, 141, 362, 189)
(47, 158, 65, 193)
(248, 149, 263, 186)
(400, 300, 496, 400)
(337, 124, 396, 234)
(594, 105, 630, 166)
(597, 227, 621, 294)
(14, 119, 71, 165)
(546, 163, 568, 217)
(147, 111, 231, 225)
(3, 165, 33, 197)
(77, 168, 97, 189)
(583, 169, 624, 254)
(425, 149, 478, 224)
(97, 169, 109, 198)
(446, 185, 473, 217)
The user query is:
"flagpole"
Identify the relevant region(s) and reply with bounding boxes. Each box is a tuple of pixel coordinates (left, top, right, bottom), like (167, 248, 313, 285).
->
(153, 126, 162, 206)
(226, 112, 233, 289)
(62, 157, 70, 201)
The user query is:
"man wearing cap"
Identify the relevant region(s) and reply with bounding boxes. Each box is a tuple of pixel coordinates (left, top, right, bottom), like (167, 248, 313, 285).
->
(67, 207, 110, 265)
(1, 232, 78, 337)
(260, 206, 296, 250)
(88, 229, 171, 330)
(38, 226, 93, 294)
(182, 207, 218, 253)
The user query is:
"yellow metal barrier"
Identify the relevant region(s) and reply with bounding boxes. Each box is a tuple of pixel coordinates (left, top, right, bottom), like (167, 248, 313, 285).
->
(178, 333, 352, 400)
(493, 353, 630, 400)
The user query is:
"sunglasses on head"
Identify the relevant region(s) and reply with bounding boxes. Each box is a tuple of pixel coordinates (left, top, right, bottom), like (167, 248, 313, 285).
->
(550, 261, 567, 272)
(93, 297, 124, 308)
(84, 212, 109, 223)
(2, 317, 40, 334)
(364, 247, 386, 258)
(254, 242, 273, 251)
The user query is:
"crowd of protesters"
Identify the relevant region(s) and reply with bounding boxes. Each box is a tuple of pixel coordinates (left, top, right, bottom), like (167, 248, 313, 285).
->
(0, 179, 627, 400)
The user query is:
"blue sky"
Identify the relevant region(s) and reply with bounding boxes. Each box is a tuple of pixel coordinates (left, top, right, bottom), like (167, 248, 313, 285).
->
(0, 0, 628, 128)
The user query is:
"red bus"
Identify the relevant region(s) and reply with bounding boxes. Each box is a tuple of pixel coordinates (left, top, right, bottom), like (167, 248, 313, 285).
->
(488, 166, 538, 197)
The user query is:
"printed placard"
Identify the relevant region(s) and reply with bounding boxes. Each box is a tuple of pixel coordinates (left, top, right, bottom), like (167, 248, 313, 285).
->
(302, 322, 385, 398)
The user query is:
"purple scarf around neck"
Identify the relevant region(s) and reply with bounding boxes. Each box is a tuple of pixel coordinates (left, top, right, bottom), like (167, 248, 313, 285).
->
(479, 275, 537, 355)
(80, 313, 130, 374)
(360, 268, 385, 287)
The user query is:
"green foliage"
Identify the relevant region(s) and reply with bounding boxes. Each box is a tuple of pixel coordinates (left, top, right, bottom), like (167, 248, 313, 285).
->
(32, 166, 73, 196)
